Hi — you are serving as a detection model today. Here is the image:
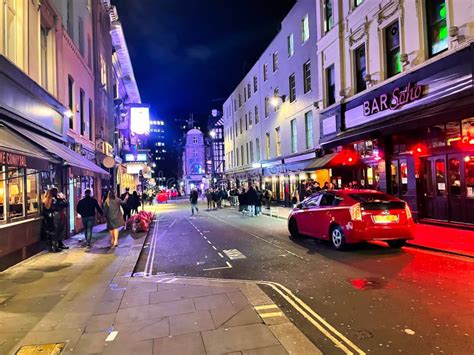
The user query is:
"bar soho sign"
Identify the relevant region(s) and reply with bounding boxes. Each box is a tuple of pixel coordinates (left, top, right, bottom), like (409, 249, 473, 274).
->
(363, 82, 423, 116)
(0, 151, 27, 167)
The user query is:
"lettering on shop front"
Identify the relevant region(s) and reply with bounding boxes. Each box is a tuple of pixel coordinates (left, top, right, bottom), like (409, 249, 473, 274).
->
(0, 151, 27, 167)
(363, 82, 424, 116)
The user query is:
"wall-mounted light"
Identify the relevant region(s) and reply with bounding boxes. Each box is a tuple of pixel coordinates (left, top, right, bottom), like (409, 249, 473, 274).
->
(271, 94, 286, 107)
(64, 110, 73, 118)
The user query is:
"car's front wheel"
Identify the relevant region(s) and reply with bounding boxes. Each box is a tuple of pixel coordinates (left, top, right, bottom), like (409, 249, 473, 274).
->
(330, 225, 347, 250)
(288, 218, 300, 238)
(387, 239, 407, 248)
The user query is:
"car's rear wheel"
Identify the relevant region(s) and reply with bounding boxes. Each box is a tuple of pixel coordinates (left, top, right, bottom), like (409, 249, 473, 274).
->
(387, 239, 407, 248)
(288, 218, 300, 238)
(330, 225, 347, 250)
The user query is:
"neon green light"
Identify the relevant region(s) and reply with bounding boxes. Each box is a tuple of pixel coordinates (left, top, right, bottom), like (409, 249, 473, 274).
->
(439, 3, 446, 19)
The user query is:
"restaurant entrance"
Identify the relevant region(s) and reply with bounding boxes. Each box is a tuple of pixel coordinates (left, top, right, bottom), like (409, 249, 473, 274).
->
(420, 153, 474, 224)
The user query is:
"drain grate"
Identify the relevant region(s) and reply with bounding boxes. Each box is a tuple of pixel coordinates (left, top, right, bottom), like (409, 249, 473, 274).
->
(16, 342, 65, 355)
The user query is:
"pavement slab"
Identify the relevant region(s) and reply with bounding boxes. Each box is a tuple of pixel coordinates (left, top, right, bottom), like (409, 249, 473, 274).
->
(169, 310, 215, 336)
(153, 332, 206, 355)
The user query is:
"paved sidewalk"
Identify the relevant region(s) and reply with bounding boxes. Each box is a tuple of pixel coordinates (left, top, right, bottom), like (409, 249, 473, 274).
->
(0, 217, 320, 354)
(256, 205, 474, 257)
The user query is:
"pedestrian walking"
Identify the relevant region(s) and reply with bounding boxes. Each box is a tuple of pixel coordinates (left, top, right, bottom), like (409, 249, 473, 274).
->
(120, 188, 131, 221)
(246, 185, 258, 217)
(76, 189, 103, 248)
(190, 188, 199, 215)
(255, 186, 262, 216)
(41, 187, 68, 253)
(291, 190, 299, 208)
(103, 191, 128, 248)
(263, 188, 273, 209)
(206, 188, 213, 210)
(130, 191, 141, 214)
(239, 188, 248, 213)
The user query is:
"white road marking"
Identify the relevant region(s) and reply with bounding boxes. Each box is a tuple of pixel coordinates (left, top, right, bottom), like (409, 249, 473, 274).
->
(212, 246, 217, 250)
(203, 230, 210, 233)
(168, 219, 177, 229)
(202, 265, 232, 271)
(218, 252, 224, 258)
(226, 261, 232, 268)
(207, 240, 212, 245)
(223, 249, 246, 260)
(105, 331, 118, 342)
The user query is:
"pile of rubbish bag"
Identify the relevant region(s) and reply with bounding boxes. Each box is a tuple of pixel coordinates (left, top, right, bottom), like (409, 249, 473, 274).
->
(126, 211, 154, 232)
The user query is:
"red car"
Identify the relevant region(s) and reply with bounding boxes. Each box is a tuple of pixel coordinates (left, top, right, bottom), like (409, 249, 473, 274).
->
(288, 189, 415, 250)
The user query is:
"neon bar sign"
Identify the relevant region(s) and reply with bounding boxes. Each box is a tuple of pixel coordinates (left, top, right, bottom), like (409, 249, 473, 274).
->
(363, 82, 423, 116)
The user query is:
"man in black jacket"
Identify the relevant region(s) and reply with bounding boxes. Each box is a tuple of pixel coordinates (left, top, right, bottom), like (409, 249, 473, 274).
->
(190, 188, 199, 216)
(76, 189, 103, 248)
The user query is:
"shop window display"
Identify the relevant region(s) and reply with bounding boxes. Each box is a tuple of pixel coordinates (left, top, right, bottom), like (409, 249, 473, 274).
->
(26, 169, 39, 215)
(465, 157, 474, 198)
(8, 168, 24, 219)
(435, 159, 446, 196)
(448, 158, 461, 196)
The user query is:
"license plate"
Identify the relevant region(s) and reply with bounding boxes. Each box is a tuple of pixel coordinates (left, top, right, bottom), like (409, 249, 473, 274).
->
(373, 215, 399, 223)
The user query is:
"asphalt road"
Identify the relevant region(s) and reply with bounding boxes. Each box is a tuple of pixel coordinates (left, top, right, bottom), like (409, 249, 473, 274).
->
(135, 201, 474, 355)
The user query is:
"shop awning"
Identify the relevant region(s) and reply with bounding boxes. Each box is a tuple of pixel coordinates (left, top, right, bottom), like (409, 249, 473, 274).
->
(303, 153, 337, 171)
(7, 123, 110, 176)
(0, 124, 58, 170)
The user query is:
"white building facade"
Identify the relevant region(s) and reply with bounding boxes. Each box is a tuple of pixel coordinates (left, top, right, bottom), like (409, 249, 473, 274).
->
(316, 0, 474, 225)
(223, 0, 321, 206)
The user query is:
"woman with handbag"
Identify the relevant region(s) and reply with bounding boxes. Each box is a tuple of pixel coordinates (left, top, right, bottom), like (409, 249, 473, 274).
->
(103, 191, 128, 247)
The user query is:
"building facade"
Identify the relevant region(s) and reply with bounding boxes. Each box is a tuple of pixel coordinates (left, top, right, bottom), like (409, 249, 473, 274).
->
(148, 119, 167, 187)
(182, 129, 208, 194)
(207, 110, 225, 187)
(223, 0, 320, 206)
(316, 0, 474, 225)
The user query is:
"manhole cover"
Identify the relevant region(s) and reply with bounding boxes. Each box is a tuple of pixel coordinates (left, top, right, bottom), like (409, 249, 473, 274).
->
(16, 342, 65, 355)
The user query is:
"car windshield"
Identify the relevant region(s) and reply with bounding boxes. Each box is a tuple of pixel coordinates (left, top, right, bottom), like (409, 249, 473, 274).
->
(349, 193, 395, 203)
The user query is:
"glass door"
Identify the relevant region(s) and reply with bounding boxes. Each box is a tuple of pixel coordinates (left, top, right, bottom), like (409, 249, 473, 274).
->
(447, 155, 463, 222)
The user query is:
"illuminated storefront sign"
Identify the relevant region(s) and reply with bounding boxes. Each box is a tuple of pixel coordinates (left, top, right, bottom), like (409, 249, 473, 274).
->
(130, 105, 150, 135)
(124, 153, 148, 162)
(0, 151, 27, 167)
(363, 83, 423, 116)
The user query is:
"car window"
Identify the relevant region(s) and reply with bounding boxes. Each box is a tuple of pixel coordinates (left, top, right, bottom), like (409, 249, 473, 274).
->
(348, 193, 394, 202)
(320, 193, 335, 206)
(305, 194, 322, 207)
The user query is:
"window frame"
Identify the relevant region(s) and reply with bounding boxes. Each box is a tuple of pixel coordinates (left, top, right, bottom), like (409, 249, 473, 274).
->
(287, 33, 295, 57)
(289, 74, 296, 103)
(290, 119, 298, 153)
(425, 0, 448, 58)
(326, 64, 336, 106)
(272, 51, 279, 72)
(385, 20, 402, 79)
(323, 0, 334, 33)
(301, 14, 310, 43)
(354, 43, 367, 93)
(303, 60, 312, 94)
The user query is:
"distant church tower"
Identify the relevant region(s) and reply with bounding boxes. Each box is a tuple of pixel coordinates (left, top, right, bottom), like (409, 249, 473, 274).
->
(182, 128, 207, 194)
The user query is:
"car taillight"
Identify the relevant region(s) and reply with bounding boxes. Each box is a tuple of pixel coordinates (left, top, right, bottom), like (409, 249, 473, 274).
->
(405, 204, 413, 219)
(350, 203, 363, 221)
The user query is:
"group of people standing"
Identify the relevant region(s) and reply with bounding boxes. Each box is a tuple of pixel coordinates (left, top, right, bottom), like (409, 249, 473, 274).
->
(41, 186, 143, 252)
(205, 188, 228, 210)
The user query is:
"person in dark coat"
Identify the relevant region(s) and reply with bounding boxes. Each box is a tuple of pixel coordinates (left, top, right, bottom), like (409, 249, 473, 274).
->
(190, 188, 199, 215)
(246, 186, 258, 217)
(130, 191, 141, 214)
(42, 187, 69, 252)
(255, 187, 263, 216)
(212, 189, 219, 210)
(76, 189, 103, 248)
(239, 188, 249, 213)
(120, 188, 131, 221)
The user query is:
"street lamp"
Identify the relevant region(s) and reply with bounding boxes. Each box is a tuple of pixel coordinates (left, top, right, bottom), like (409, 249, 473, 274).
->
(271, 94, 287, 107)
(209, 130, 216, 138)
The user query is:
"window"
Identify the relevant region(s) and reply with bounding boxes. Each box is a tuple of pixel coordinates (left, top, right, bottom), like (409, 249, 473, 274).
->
(88, 99, 93, 140)
(234, 99, 237, 112)
(26, 169, 39, 216)
(247, 83, 251, 98)
(253, 76, 258, 92)
(354, 0, 364, 7)
(40, 27, 49, 89)
(301, 14, 310, 43)
(68, 76, 75, 129)
(275, 127, 281, 156)
(287, 33, 294, 57)
(272, 52, 279, 72)
(87, 35, 92, 68)
(426, 0, 448, 57)
(236, 148, 239, 166)
(7, 168, 24, 219)
(289, 74, 296, 103)
(235, 122, 238, 136)
(193, 136, 198, 144)
(67, 0, 74, 36)
(239, 93, 242, 107)
(240, 117, 243, 134)
(241, 145, 244, 166)
(305, 111, 314, 149)
(246, 143, 249, 164)
(265, 97, 269, 118)
(291, 119, 297, 153)
(248, 111, 253, 127)
(303, 60, 312, 93)
(274, 88, 280, 112)
(448, 158, 461, 196)
(354, 44, 367, 93)
(326, 65, 336, 105)
(250, 141, 254, 163)
(245, 114, 248, 130)
(465, 157, 474, 198)
(256, 138, 261, 162)
(263, 64, 269, 81)
(244, 87, 247, 102)
(5, 0, 25, 69)
(78, 17, 85, 57)
(80, 89, 85, 136)
(265, 133, 271, 159)
(255, 106, 260, 125)
(323, 0, 334, 33)
(385, 21, 401, 78)
(100, 55, 107, 88)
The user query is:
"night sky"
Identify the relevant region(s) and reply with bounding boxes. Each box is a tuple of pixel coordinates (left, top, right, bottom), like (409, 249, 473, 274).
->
(112, 0, 297, 121)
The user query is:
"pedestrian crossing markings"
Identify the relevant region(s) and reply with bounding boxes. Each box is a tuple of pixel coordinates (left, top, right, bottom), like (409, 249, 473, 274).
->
(223, 249, 246, 260)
